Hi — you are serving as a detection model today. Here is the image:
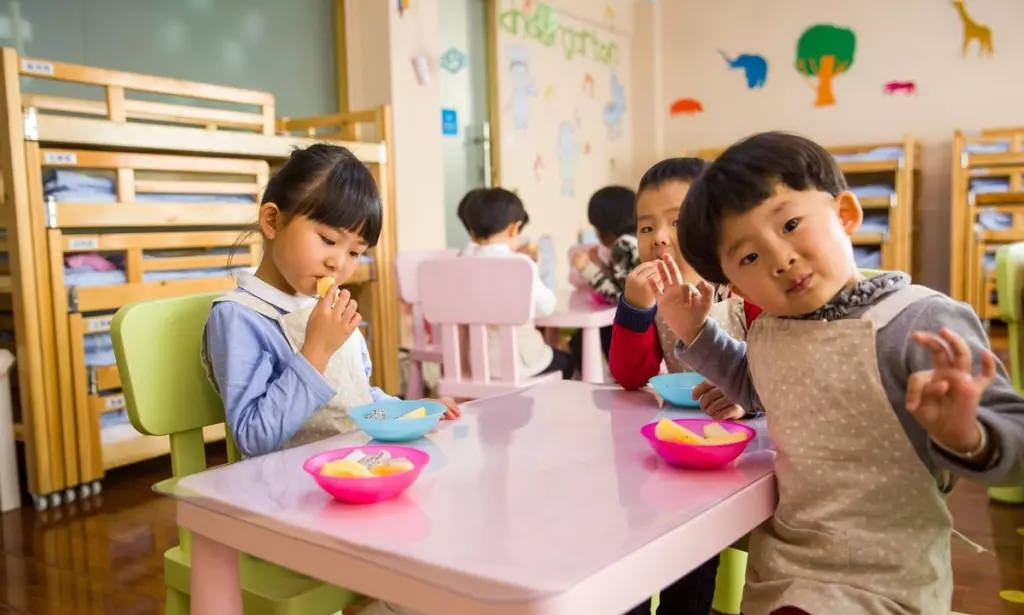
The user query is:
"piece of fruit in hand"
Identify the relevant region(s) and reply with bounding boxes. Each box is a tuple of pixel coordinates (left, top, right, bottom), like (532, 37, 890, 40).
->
(316, 276, 336, 298)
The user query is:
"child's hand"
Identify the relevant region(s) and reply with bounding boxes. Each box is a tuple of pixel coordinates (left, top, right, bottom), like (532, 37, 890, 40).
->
(517, 242, 539, 262)
(906, 328, 997, 455)
(300, 285, 361, 373)
(572, 250, 591, 271)
(430, 397, 462, 419)
(654, 254, 715, 345)
(692, 381, 745, 420)
(623, 262, 663, 309)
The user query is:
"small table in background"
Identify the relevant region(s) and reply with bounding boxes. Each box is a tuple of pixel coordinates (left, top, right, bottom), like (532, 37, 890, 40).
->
(535, 290, 616, 383)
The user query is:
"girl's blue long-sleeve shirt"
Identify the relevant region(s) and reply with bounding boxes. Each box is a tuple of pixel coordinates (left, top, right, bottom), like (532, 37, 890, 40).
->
(203, 274, 395, 457)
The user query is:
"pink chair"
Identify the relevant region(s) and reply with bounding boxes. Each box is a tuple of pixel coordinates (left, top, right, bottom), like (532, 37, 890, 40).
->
(568, 243, 599, 290)
(418, 256, 562, 399)
(395, 249, 458, 398)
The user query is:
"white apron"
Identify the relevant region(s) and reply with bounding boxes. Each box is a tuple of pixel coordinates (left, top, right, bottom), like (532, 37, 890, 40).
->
(201, 290, 373, 449)
(743, 284, 953, 614)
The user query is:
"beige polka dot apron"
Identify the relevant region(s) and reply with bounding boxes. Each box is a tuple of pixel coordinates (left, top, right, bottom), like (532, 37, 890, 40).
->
(201, 291, 373, 449)
(743, 284, 953, 615)
(656, 297, 748, 373)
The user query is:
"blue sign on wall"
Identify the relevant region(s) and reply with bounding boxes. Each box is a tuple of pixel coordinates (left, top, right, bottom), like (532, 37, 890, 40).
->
(441, 108, 458, 136)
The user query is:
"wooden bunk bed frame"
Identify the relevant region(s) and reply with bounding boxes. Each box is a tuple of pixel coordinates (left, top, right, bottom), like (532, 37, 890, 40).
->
(692, 136, 923, 278)
(0, 47, 399, 510)
(950, 127, 1024, 321)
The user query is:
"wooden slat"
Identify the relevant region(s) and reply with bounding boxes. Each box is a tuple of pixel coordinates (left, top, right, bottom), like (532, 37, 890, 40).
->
(24, 94, 269, 131)
(56, 204, 258, 229)
(19, 55, 274, 106)
(69, 313, 103, 483)
(974, 192, 1024, 206)
(34, 115, 386, 164)
(92, 365, 120, 392)
(47, 226, 79, 488)
(61, 230, 254, 252)
(0, 47, 54, 494)
(133, 180, 261, 195)
(72, 277, 240, 313)
(858, 196, 893, 209)
(837, 160, 900, 174)
(40, 148, 270, 175)
(852, 233, 886, 246)
(143, 254, 243, 272)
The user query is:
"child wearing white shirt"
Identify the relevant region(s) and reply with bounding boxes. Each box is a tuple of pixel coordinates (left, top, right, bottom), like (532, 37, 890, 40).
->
(457, 188, 573, 379)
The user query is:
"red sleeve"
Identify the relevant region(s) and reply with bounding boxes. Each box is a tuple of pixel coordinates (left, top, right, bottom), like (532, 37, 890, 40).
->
(743, 301, 763, 330)
(609, 321, 664, 390)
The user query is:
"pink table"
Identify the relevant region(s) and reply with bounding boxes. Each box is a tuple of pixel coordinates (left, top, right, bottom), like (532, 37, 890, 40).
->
(535, 290, 616, 383)
(160, 381, 777, 615)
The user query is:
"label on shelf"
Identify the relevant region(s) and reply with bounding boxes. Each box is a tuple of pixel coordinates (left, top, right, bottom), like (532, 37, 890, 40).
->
(104, 394, 125, 411)
(67, 237, 99, 251)
(43, 152, 77, 165)
(85, 316, 112, 333)
(20, 60, 54, 76)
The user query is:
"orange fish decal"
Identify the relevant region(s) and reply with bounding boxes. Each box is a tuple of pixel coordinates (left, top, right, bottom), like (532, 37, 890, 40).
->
(669, 97, 704, 116)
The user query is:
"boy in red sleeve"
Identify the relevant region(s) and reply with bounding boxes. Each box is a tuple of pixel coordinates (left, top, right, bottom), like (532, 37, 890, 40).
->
(609, 158, 763, 419)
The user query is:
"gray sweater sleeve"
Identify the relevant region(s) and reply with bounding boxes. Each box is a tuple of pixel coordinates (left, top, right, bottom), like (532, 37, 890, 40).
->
(884, 295, 1024, 486)
(674, 318, 762, 413)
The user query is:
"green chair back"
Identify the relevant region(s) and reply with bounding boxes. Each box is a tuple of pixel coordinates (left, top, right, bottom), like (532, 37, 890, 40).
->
(997, 244, 1024, 391)
(111, 292, 240, 479)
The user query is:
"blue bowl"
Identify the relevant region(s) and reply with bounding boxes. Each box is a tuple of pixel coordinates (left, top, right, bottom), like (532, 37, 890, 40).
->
(349, 399, 445, 442)
(648, 373, 706, 408)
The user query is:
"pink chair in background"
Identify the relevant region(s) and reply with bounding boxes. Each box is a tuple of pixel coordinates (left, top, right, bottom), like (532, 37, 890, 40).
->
(395, 249, 457, 398)
(418, 256, 562, 400)
(567, 243, 599, 290)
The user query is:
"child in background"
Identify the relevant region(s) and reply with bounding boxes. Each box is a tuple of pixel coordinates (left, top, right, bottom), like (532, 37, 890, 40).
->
(610, 158, 762, 419)
(664, 131, 1024, 615)
(458, 187, 574, 380)
(202, 144, 459, 615)
(613, 158, 755, 615)
(568, 185, 641, 371)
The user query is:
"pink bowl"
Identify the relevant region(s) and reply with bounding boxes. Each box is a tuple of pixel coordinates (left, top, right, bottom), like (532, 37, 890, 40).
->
(303, 445, 430, 505)
(640, 419, 755, 470)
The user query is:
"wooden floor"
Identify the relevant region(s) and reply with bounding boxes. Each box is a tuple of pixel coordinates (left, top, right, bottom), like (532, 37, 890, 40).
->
(0, 445, 1017, 614)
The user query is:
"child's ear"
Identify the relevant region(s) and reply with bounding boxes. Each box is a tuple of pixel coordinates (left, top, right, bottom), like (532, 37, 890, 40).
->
(507, 221, 522, 237)
(835, 191, 863, 236)
(258, 202, 282, 240)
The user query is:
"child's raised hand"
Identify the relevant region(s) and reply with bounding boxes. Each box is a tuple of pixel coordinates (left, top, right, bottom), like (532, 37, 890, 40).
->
(906, 328, 997, 455)
(300, 285, 362, 374)
(571, 250, 591, 271)
(623, 261, 663, 309)
(655, 254, 715, 345)
(517, 242, 540, 262)
(692, 381, 745, 420)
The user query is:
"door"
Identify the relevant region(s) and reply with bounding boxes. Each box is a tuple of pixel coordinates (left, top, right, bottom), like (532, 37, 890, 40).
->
(438, 0, 492, 248)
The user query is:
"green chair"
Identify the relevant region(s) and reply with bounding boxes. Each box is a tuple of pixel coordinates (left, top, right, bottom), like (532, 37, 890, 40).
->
(111, 293, 364, 615)
(990, 244, 1024, 504)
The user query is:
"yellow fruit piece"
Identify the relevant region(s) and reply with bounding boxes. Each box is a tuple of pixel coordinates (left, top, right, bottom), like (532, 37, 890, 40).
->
(654, 418, 709, 445)
(703, 422, 731, 440)
(320, 459, 373, 478)
(1000, 589, 1024, 604)
(702, 423, 748, 444)
(371, 459, 415, 476)
(399, 407, 427, 420)
(316, 276, 336, 298)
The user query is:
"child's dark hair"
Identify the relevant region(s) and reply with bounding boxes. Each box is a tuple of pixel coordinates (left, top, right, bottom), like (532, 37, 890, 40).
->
(637, 157, 708, 194)
(461, 187, 529, 239)
(262, 143, 383, 246)
(678, 131, 848, 284)
(588, 185, 636, 242)
(457, 188, 485, 234)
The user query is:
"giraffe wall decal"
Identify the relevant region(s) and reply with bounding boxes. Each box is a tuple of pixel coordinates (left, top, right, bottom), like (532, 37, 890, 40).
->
(952, 0, 993, 58)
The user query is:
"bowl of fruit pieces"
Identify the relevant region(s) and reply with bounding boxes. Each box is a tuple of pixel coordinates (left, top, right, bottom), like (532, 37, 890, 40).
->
(641, 418, 755, 470)
(304, 445, 430, 504)
(349, 399, 446, 442)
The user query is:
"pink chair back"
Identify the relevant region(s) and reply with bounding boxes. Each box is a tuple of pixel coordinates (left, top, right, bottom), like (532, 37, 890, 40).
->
(395, 249, 457, 349)
(418, 256, 550, 398)
(568, 243, 599, 290)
